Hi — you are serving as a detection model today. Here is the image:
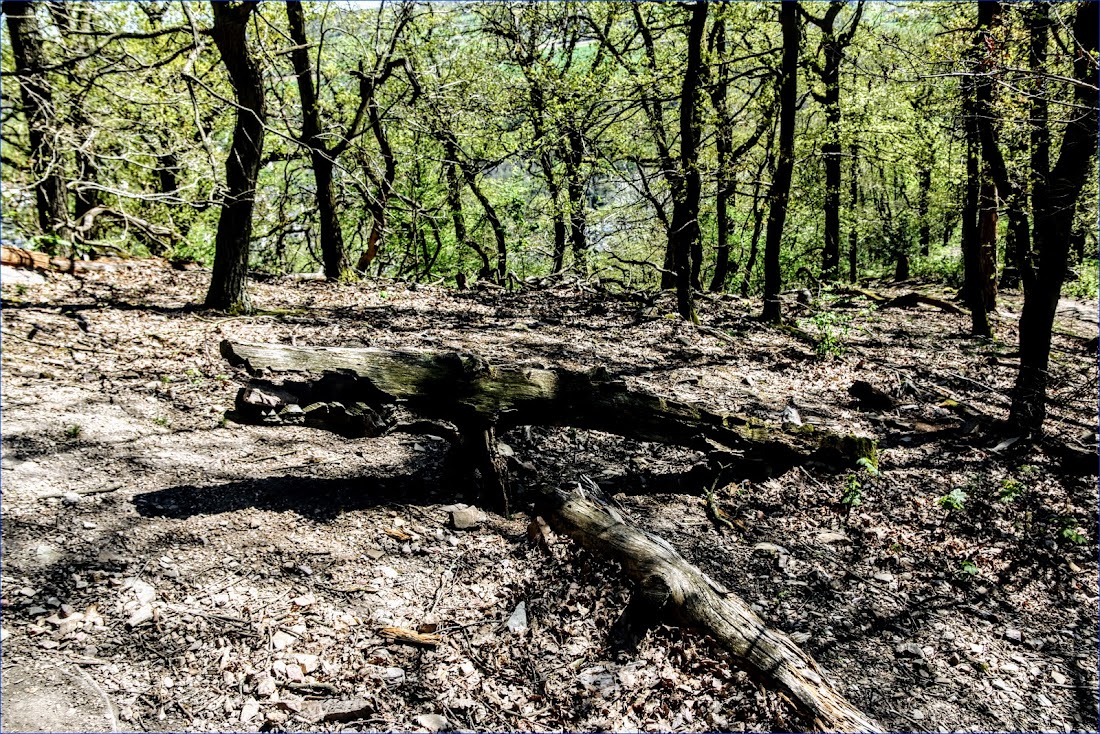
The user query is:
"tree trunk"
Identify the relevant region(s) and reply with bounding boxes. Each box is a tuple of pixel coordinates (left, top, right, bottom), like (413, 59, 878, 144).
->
(917, 164, 931, 257)
(848, 144, 860, 282)
(4, 1, 70, 240)
(539, 490, 883, 732)
(1009, 1, 1098, 434)
(204, 1, 266, 313)
(564, 127, 588, 272)
(286, 0, 349, 281)
(709, 16, 733, 293)
(442, 139, 491, 280)
(819, 37, 842, 281)
(977, 173, 998, 310)
(960, 34, 990, 338)
(667, 1, 707, 323)
(761, 1, 799, 323)
(462, 167, 508, 283)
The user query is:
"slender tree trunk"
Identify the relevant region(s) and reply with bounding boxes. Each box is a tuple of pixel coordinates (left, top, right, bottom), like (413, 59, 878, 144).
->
(442, 138, 491, 280)
(204, 1, 266, 313)
(1010, 1, 1098, 433)
(286, 0, 348, 281)
(917, 164, 931, 256)
(819, 38, 842, 281)
(977, 172, 998, 310)
(761, 2, 799, 323)
(4, 1, 70, 240)
(709, 16, 733, 293)
(463, 168, 508, 283)
(961, 15, 991, 338)
(848, 143, 859, 281)
(667, 1, 707, 323)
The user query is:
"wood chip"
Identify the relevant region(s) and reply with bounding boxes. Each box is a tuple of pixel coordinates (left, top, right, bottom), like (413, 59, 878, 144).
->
(380, 626, 441, 647)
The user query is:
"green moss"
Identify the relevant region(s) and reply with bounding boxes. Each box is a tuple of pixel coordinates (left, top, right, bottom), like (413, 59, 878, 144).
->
(817, 433, 878, 471)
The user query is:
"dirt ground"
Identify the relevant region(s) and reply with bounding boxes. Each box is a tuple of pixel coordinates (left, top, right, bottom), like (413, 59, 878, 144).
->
(1, 262, 1096, 733)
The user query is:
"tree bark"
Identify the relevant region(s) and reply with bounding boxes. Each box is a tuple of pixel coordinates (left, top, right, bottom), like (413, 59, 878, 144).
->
(4, 1, 70, 240)
(1009, 1, 1098, 434)
(960, 27, 990, 338)
(848, 144, 859, 281)
(667, 1, 707, 323)
(761, 2, 799, 323)
(539, 489, 883, 732)
(204, 1, 266, 313)
(286, 0, 350, 281)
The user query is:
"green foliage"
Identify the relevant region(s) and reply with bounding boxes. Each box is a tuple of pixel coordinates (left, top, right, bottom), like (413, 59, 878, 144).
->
(1062, 259, 1099, 301)
(998, 478, 1024, 504)
(938, 487, 968, 512)
(841, 473, 863, 508)
(800, 310, 851, 359)
(63, 424, 82, 439)
(959, 559, 979, 576)
(1058, 518, 1087, 545)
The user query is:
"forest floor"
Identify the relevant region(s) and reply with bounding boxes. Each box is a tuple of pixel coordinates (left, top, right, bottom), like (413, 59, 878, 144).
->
(0, 261, 1097, 733)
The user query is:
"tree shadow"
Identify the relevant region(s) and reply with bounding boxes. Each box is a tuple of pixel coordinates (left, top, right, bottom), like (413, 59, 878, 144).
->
(133, 463, 450, 524)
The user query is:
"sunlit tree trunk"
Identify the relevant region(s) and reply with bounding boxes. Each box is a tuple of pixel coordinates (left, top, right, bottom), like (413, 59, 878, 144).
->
(761, 1, 799, 323)
(204, 1, 265, 312)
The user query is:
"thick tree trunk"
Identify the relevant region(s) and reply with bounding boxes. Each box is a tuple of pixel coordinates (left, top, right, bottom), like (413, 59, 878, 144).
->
(848, 144, 859, 281)
(667, 1, 707, 323)
(761, 2, 799, 323)
(205, 1, 266, 313)
(4, 1, 70, 240)
(1010, 1, 1098, 434)
(564, 127, 588, 272)
(977, 174, 998, 310)
(221, 339, 884, 731)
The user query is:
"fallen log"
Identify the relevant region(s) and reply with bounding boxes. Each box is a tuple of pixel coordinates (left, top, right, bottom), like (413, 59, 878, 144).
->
(221, 341, 879, 494)
(1, 245, 145, 275)
(540, 485, 883, 732)
(220, 340, 884, 730)
(831, 286, 964, 315)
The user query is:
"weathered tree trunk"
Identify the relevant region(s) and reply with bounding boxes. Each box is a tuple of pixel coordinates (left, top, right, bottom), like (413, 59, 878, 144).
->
(977, 173, 998, 310)
(761, 1, 799, 323)
(221, 339, 883, 732)
(4, 1, 70, 240)
(540, 489, 883, 732)
(205, 1, 266, 313)
(709, 15, 733, 294)
(462, 168, 508, 283)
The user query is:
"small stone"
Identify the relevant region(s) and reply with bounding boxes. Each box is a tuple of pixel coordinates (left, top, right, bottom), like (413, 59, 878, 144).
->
(816, 531, 849, 545)
(1004, 628, 1022, 642)
(365, 547, 385, 560)
(1037, 694, 1053, 708)
(0, 628, 10, 642)
(291, 593, 316, 607)
(1051, 670, 1067, 685)
(240, 699, 260, 723)
(271, 630, 295, 650)
(81, 521, 97, 529)
(458, 662, 475, 677)
(450, 507, 485, 530)
(873, 572, 895, 583)
(506, 602, 528, 634)
(127, 605, 154, 628)
(753, 542, 789, 556)
(1025, 637, 1045, 650)
(896, 642, 924, 659)
(415, 713, 450, 732)
(256, 677, 277, 696)
(61, 492, 83, 506)
(294, 654, 320, 673)
(910, 709, 925, 721)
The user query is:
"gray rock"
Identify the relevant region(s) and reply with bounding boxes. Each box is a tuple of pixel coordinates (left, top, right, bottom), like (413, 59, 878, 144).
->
(450, 506, 485, 530)
(896, 642, 924, 659)
(506, 602, 527, 634)
(415, 713, 450, 732)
